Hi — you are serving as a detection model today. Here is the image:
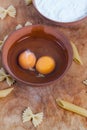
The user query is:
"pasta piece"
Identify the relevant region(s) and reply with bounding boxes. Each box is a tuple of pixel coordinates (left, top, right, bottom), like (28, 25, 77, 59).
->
(0, 68, 7, 81)
(0, 87, 14, 98)
(71, 42, 83, 65)
(0, 35, 8, 50)
(56, 99, 87, 117)
(83, 79, 87, 86)
(22, 107, 43, 127)
(3, 35, 8, 42)
(32, 112, 43, 127)
(0, 5, 16, 19)
(22, 107, 33, 123)
(0, 7, 6, 19)
(6, 76, 15, 86)
(24, 0, 32, 5)
(25, 21, 32, 26)
(16, 24, 23, 30)
(0, 41, 3, 49)
(7, 5, 16, 18)
(16, 21, 32, 30)
(0, 68, 15, 86)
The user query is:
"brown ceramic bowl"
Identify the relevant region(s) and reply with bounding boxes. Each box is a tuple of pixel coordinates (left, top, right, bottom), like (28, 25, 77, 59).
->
(33, 0, 87, 27)
(2, 25, 73, 86)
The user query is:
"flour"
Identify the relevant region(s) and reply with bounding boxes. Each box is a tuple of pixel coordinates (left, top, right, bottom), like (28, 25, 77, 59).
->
(34, 0, 87, 22)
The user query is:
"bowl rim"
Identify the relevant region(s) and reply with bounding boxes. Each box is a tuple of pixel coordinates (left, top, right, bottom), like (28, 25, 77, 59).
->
(2, 24, 73, 86)
(32, 0, 87, 27)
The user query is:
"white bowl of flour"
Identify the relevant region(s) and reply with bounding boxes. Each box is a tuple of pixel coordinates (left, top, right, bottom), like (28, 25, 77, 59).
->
(33, 0, 87, 25)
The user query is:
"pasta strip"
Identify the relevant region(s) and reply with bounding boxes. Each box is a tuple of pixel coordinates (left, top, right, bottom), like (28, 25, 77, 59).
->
(56, 99, 87, 117)
(71, 42, 83, 65)
(24, 0, 32, 5)
(0, 87, 14, 98)
(0, 35, 8, 50)
(83, 79, 87, 86)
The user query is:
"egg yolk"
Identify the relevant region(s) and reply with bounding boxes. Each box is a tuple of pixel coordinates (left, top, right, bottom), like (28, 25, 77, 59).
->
(18, 50, 36, 69)
(36, 56, 56, 74)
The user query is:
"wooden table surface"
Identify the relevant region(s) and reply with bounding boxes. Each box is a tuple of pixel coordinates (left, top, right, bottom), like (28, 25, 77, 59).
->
(0, 0, 87, 130)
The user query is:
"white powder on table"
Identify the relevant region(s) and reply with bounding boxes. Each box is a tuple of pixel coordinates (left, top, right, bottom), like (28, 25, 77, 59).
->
(34, 0, 87, 22)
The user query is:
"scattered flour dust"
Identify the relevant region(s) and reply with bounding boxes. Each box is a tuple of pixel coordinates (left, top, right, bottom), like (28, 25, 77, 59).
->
(34, 0, 87, 22)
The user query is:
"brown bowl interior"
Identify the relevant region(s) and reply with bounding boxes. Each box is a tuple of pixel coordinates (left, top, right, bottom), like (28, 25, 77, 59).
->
(2, 25, 73, 86)
(33, 0, 87, 27)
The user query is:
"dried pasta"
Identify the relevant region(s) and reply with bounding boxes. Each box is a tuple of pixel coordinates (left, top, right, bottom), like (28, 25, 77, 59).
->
(0, 41, 3, 49)
(83, 79, 87, 86)
(56, 99, 87, 117)
(16, 24, 23, 30)
(0, 87, 14, 98)
(0, 68, 15, 86)
(25, 21, 32, 26)
(0, 5, 16, 20)
(32, 112, 43, 127)
(71, 42, 83, 65)
(22, 107, 33, 123)
(24, 0, 32, 5)
(22, 107, 43, 127)
(0, 35, 8, 50)
(16, 21, 32, 30)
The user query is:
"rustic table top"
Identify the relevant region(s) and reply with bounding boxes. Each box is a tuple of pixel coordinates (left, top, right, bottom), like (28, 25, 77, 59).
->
(0, 0, 87, 130)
